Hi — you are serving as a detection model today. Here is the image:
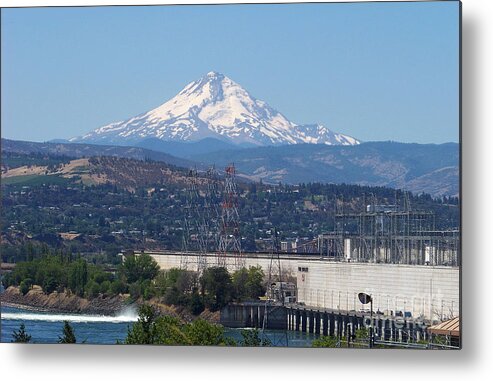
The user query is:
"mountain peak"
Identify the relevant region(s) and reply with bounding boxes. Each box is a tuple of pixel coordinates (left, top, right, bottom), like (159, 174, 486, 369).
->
(205, 71, 224, 78)
(71, 73, 360, 147)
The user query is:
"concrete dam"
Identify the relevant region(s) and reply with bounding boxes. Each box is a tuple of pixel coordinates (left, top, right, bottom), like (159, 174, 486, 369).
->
(143, 250, 459, 322)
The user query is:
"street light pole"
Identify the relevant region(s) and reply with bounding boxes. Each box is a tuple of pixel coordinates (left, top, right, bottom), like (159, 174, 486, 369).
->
(370, 298, 373, 348)
(358, 292, 373, 349)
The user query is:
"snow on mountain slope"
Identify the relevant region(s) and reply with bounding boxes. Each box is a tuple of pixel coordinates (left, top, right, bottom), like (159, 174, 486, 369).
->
(71, 71, 360, 146)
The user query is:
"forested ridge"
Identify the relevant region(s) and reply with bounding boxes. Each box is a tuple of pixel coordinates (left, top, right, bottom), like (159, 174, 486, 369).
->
(1, 153, 459, 263)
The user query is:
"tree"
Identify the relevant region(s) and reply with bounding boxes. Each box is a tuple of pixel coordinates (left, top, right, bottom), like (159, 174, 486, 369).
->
(246, 266, 265, 300)
(188, 289, 205, 315)
(19, 278, 33, 295)
(232, 267, 249, 301)
(155, 268, 197, 307)
(125, 304, 234, 346)
(42, 275, 58, 294)
(85, 280, 101, 298)
(68, 259, 88, 297)
(109, 279, 127, 295)
(128, 282, 141, 301)
(232, 266, 265, 301)
(99, 280, 111, 295)
(125, 304, 191, 345)
(183, 319, 233, 346)
(120, 254, 159, 284)
(200, 267, 233, 311)
(125, 304, 159, 345)
(140, 279, 154, 300)
(12, 323, 32, 343)
(240, 329, 272, 347)
(58, 321, 76, 344)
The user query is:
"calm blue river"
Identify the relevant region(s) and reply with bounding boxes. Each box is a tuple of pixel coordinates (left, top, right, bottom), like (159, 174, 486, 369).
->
(1, 305, 317, 346)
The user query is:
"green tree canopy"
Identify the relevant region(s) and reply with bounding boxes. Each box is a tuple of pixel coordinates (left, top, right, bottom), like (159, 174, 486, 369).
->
(68, 259, 88, 297)
(125, 304, 233, 346)
(200, 267, 233, 312)
(120, 253, 159, 284)
(232, 266, 266, 302)
(240, 328, 272, 347)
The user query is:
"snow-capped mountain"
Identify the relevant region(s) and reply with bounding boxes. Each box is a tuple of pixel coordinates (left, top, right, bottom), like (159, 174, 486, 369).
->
(71, 71, 360, 146)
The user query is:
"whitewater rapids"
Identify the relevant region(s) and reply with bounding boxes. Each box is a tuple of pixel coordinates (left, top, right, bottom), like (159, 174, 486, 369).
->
(1, 309, 138, 323)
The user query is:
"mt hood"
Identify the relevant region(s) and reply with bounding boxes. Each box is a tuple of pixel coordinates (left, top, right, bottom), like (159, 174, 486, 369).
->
(71, 72, 360, 146)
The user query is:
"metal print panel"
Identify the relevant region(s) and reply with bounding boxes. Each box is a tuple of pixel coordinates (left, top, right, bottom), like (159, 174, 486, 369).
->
(0, 1, 461, 349)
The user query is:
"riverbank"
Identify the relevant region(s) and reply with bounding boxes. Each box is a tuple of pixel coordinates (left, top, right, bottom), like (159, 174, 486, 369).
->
(0, 286, 126, 316)
(0, 286, 220, 323)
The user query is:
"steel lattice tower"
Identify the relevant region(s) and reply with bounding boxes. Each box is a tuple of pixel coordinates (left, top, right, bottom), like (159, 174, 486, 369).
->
(261, 228, 289, 346)
(180, 168, 201, 271)
(196, 166, 222, 273)
(203, 166, 221, 249)
(217, 164, 243, 269)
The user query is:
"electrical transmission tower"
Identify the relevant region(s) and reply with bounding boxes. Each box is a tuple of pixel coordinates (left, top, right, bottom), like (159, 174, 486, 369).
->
(204, 166, 221, 249)
(180, 168, 201, 271)
(217, 163, 243, 269)
(195, 166, 222, 273)
(261, 228, 289, 346)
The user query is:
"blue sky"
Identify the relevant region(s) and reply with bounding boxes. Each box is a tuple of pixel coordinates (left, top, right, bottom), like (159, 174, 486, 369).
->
(1, 2, 459, 143)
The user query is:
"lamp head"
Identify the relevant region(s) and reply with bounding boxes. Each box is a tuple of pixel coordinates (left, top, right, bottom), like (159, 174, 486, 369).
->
(358, 292, 372, 304)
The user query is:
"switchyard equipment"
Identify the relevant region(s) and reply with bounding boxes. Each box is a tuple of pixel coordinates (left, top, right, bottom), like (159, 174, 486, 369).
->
(317, 195, 460, 266)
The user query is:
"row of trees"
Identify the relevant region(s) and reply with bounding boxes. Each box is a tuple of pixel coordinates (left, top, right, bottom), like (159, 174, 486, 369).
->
(129, 262, 266, 314)
(121, 256, 266, 314)
(3, 252, 125, 298)
(4, 251, 267, 316)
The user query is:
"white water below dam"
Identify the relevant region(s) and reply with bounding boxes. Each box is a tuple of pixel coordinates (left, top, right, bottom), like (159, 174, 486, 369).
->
(1, 310, 139, 324)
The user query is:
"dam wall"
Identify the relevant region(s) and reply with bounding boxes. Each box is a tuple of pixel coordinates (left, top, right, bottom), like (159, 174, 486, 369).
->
(145, 251, 459, 321)
(296, 260, 459, 322)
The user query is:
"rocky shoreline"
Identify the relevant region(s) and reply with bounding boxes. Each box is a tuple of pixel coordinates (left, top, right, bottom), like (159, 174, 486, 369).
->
(0, 286, 127, 316)
(0, 286, 220, 324)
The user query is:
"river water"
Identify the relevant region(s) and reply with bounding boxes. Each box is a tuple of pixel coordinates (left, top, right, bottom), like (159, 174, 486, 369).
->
(0, 305, 317, 346)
